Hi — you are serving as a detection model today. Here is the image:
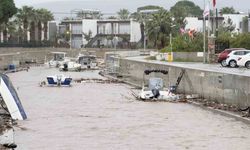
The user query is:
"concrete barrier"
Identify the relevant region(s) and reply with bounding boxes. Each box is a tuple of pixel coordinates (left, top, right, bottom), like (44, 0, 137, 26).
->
(119, 58, 250, 107)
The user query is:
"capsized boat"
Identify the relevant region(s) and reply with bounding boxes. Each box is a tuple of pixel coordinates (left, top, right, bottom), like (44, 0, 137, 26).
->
(46, 74, 72, 86)
(139, 69, 178, 101)
(0, 74, 27, 120)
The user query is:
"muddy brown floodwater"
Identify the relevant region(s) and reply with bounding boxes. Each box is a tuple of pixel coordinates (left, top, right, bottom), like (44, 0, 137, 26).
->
(7, 66, 250, 150)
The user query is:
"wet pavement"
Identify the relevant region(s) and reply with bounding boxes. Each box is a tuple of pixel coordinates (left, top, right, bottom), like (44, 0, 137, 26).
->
(127, 56, 250, 77)
(7, 66, 250, 150)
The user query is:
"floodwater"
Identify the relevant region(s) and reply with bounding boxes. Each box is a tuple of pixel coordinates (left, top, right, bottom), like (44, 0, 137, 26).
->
(8, 66, 250, 150)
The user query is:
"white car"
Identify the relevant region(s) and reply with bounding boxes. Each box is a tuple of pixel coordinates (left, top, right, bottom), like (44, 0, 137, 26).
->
(225, 50, 250, 67)
(237, 53, 250, 69)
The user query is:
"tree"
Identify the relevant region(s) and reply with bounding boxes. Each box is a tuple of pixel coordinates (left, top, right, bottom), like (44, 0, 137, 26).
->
(231, 33, 250, 49)
(117, 9, 130, 20)
(220, 7, 237, 14)
(37, 8, 54, 41)
(76, 11, 102, 19)
(82, 30, 92, 43)
(131, 5, 162, 47)
(0, 0, 17, 24)
(29, 9, 39, 42)
(170, 0, 202, 27)
(219, 17, 235, 33)
(0, 0, 17, 42)
(146, 9, 175, 49)
(16, 6, 34, 42)
(108, 16, 117, 19)
(171, 33, 203, 52)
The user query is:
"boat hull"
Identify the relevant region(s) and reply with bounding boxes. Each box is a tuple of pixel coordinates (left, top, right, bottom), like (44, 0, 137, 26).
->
(47, 75, 72, 86)
(0, 74, 27, 120)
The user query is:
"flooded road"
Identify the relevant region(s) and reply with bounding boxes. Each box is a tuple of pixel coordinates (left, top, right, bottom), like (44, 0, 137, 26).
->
(8, 67, 250, 150)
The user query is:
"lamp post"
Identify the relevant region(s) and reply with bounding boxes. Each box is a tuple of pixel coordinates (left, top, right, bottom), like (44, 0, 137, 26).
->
(69, 23, 72, 51)
(169, 24, 176, 62)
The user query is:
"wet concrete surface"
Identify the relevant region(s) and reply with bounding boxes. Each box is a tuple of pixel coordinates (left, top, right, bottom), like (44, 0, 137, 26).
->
(7, 66, 250, 150)
(126, 56, 250, 77)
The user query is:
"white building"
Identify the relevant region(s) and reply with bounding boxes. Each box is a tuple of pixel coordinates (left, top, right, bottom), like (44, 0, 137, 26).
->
(222, 14, 248, 33)
(82, 19, 141, 47)
(60, 19, 141, 48)
(184, 17, 204, 32)
(185, 14, 248, 34)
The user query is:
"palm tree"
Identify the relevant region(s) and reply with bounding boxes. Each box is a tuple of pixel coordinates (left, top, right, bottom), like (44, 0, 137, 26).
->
(117, 9, 130, 20)
(13, 15, 24, 43)
(146, 9, 174, 49)
(16, 6, 34, 42)
(6, 21, 17, 42)
(36, 9, 45, 42)
(38, 8, 54, 41)
(29, 9, 40, 42)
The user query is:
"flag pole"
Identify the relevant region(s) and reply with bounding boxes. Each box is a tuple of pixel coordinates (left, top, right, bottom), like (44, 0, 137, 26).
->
(203, 0, 206, 63)
(207, 0, 211, 63)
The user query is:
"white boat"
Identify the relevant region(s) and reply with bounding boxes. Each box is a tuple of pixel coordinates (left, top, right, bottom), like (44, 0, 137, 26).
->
(59, 61, 81, 72)
(46, 52, 68, 67)
(0, 74, 27, 120)
(77, 54, 98, 69)
(47, 74, 72, 86)
(139, 70, 178, 101)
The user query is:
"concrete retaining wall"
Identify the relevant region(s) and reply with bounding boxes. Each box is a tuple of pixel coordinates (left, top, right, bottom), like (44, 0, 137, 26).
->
(119, 58, 250, 107)
(173, 52, 204, 62)
(0, 47, 142, 69)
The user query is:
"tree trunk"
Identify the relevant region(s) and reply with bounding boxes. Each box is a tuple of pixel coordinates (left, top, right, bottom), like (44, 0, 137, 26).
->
(38, 21, 42, 41)
(44, 21, 48, 40)
(140, 23, 144, 47)
(30, 21, 35, 42)
(23, 19, 28, 42)
(18, 26, 23, 43)
(3, 28, 7, 43)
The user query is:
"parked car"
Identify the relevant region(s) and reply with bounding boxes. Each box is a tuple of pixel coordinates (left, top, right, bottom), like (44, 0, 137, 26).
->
(237, 53, 250, 69)
(217, 48, 246, 67)
(225, 50, 250, 68)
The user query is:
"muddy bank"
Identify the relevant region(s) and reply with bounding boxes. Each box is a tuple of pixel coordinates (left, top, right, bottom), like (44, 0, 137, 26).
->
(0, 113, 14, 149)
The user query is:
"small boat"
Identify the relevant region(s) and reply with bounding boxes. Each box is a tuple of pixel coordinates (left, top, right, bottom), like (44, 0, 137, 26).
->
(0, 74, 27, 120)
(77, 54, 98, 70)
(139, 69, 178, 101)
(47, 74, 72, 86)
(46, 52, 68, 67)
(59, 61, 81, 72)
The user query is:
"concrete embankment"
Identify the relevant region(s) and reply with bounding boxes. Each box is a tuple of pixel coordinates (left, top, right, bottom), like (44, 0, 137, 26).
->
(118, 57, 250, 107)
(0, 47, 141, 70)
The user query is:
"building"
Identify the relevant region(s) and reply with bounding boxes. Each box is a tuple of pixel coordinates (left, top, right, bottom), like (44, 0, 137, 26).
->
(83, 19, 141, 48)
(59, 19, 141, 49)
(48, 21, 57, 42)
(222, 14, 248, 33)
(60, 20, 83, 48)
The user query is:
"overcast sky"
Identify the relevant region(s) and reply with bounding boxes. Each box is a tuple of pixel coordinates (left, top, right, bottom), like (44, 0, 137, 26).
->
(14, 0, 250, 20)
